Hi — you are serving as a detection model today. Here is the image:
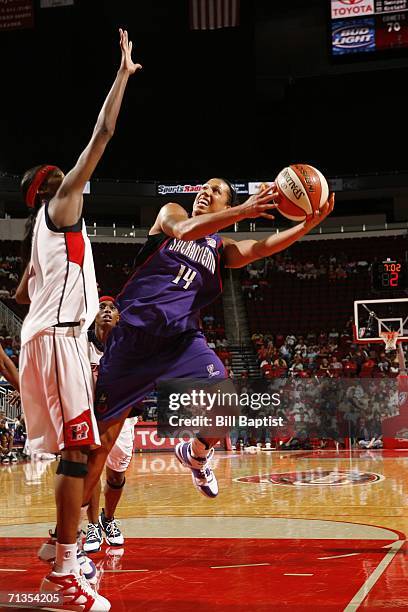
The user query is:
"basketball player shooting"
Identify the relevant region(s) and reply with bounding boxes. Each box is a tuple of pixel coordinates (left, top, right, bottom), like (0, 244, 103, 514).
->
(15, 29, 141, 612)
(81, 179, 334, 505)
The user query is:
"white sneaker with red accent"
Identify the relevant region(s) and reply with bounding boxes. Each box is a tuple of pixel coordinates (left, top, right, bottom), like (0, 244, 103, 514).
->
(38, 531, 97, 585)
(40, 570, 110, 611)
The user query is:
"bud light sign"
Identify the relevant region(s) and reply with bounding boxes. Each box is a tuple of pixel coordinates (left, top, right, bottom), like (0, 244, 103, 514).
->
(332, 18, 376, 54)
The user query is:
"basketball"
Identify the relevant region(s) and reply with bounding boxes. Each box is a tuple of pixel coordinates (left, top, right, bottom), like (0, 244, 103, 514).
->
(274, 163, 329, 222)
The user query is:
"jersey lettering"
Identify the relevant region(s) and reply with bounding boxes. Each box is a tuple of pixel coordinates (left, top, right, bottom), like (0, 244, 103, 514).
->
(172, 264, 197, 290)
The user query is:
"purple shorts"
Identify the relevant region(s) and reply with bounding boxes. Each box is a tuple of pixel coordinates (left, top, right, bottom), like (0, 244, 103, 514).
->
(95, 324, 226, 422)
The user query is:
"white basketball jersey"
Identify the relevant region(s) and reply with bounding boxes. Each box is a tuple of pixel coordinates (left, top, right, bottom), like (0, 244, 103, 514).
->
(21, 204, 99, 345)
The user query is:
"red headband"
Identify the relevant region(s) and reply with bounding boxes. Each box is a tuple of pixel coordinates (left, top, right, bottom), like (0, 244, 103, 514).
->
(25, 165, 58, 208)
(99, 295, 115, 304)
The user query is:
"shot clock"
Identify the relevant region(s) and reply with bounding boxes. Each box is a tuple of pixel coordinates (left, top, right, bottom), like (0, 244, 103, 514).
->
(371, 257, 408, 291)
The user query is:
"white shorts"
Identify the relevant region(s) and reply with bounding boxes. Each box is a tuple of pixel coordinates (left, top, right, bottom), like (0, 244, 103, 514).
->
(20, 327, 100, 454)
(106, 418, 135, 473)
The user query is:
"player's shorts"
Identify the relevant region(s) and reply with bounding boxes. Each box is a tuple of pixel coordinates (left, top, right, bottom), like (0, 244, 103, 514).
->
(95, 325, 227, 422)
(20, 327, 100, 454)
(106, 418, 135, 472)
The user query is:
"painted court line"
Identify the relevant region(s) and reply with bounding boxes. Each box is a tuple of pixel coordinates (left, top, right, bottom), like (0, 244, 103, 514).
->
(211, 563, 270, 569)
(284, 573, 314, 576)
(344, 539, 405, 611)
(104, 569, 149, 573)
(318, 553, 359, 560)
(0, 568, 27, 572)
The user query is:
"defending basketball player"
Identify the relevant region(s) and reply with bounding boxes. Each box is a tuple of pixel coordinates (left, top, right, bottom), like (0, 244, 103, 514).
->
(80, 177, 334, 506)
(84, 296, 136, 553)
(15, 29, 141, 611)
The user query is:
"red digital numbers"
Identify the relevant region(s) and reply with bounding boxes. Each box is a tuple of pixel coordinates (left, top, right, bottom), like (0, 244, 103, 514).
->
(383, 263, 401, 272)
(390, 271, 399, 286)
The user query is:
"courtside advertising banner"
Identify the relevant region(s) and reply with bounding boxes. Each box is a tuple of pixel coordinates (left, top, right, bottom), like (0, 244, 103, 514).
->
(132, 423, 224, 451)
(133, 424, 193, 451)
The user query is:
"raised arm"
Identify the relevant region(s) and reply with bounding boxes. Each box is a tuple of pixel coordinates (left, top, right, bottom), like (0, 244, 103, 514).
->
(223, 194, 335, 268)
(150, 185, 278, 240)
(48, 29, 142, 229)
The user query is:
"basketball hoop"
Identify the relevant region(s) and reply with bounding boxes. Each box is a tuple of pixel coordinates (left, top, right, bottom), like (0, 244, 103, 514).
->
(380, 331, 400, 353)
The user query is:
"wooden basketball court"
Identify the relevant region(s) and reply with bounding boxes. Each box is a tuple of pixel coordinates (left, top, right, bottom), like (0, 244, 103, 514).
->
(0, 448, 407, 610)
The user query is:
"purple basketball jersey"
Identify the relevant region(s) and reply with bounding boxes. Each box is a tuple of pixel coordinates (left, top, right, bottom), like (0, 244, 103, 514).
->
(116, 232, 225, 336)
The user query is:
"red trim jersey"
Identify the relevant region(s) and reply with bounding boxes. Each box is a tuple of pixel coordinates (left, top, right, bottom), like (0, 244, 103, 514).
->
(21, 204, 98, 345)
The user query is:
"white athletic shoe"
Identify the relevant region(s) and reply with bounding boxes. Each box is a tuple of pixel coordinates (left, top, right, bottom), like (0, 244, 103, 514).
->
(84, 523, 103, 553)
(99, 509, 124, 546)
(175, 442, 218, 498)
(40, 570, 110, 611)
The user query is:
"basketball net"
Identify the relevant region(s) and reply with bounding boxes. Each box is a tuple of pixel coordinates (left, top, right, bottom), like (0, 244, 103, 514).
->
(379, 331, 399, 353)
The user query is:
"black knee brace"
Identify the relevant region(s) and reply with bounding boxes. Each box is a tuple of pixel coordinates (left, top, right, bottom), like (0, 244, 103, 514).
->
(56, 459, 88, 478)
(106, 476, 126, 490)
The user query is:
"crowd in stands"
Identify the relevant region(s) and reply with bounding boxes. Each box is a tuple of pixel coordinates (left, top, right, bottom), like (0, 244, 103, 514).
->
(0, 410, 28, 463)
(251, 325, 405, 380)
(230, 375, 393, 452)
(241, 251, 370, 299)
(0, 328, 20, 367)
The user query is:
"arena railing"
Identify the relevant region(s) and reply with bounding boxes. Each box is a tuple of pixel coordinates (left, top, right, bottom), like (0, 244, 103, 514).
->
(0, 300, 23, 337)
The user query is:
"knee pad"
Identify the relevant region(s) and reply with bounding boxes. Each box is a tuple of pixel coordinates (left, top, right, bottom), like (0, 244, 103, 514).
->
(56, 459, 88, 478)
(106, 476, 126, 490)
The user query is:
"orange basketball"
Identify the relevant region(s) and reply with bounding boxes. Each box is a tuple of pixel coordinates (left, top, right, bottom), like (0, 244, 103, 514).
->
(274, 163, 329, 222)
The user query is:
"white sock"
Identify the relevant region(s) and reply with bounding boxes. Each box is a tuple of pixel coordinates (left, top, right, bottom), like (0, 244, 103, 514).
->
(54, 543, 80, 575)
(191, 438, 209, 459)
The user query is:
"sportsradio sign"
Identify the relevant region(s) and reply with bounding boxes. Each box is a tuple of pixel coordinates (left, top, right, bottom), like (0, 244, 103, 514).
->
(157, 182, 249, 196)
(331, 0, 375, 19)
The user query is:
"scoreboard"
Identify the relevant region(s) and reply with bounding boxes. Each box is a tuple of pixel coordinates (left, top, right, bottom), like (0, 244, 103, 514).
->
(371, 257, 408, 291)
(331, 0, 408, 57)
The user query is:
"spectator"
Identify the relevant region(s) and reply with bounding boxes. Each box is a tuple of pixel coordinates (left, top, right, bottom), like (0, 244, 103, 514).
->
(0, 415, 16, 463)
(202, 314, 215, 326)
(289, 354, 304, 375)
(378, 353, 390, 373)
(294, 337, 307, 357)
(274, 357, 287, 369)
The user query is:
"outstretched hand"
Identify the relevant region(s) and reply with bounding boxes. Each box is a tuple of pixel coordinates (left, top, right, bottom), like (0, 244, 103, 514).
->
(304, 192, 335, 230)
(240, 183, 279, 221)
(119, 28, 142, 75)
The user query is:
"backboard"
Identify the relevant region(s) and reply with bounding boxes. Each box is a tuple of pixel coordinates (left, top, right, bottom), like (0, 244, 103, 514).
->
(353, 298, 408, 344)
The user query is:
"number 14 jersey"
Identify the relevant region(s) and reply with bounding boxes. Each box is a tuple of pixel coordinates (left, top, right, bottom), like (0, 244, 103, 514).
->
(116, 232, 225, 337)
